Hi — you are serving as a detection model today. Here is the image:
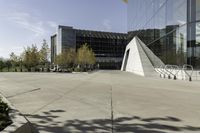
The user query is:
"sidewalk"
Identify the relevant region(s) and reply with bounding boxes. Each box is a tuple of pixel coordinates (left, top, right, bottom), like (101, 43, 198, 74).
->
(0, 71, 200, 133)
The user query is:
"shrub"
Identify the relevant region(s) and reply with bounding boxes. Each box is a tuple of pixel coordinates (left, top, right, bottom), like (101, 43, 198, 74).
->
(74, 67, 82, 72)
(0, 97, 12, 131)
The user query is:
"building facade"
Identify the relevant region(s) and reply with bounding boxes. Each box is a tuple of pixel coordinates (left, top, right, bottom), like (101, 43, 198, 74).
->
(128, 0, 200, 69)
(51, 26, 127, 69)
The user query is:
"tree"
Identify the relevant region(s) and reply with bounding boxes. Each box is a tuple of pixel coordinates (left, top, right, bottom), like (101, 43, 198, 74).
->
(10, 52, 19, 71)
(87, 48, 96, 65)
(23, 45, 40, 71)
(77, 44, 96, 70)
(122, 0, 128, 3)
(0, 58, 5, 72)
(55, 54, 63, 66)
(55, 48, 76, 69)
(64, 48, 76, 67)
(5, 60, 12, 72)
(39, 39, 49, 66)
(77, 44, 88, 67)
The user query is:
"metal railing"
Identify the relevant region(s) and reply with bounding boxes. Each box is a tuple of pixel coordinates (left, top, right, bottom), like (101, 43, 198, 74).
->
(155, 64, 194, 81)
(165, 65, 180, 80)
(182, 64, 193, 81)
(155, 65, 166, 78)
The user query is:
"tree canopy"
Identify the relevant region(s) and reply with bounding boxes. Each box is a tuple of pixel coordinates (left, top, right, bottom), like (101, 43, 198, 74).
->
(23, 45, 40, 70)
(77, 44, 96, 66)
(39, 39, 49, 65)
(55, 48, 76, 68)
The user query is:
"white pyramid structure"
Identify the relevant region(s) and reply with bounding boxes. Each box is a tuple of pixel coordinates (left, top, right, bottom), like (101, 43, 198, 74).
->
(121, 36, 164, 77)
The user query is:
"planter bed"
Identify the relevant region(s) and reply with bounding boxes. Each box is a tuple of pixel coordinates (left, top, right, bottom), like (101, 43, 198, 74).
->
(0, 97, 12, 131)
(0, 94, 37, 133)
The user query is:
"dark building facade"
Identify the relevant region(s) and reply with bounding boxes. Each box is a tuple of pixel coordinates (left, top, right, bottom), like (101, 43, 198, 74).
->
(128, 0, 200, 69)
(51, 26, 127, 69)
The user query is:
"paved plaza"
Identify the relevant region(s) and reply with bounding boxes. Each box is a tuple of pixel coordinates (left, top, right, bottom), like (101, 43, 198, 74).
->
(0, 71, 200, 133)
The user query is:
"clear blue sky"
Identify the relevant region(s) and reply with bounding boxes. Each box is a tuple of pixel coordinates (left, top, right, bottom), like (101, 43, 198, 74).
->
(0, 0, 127, 58)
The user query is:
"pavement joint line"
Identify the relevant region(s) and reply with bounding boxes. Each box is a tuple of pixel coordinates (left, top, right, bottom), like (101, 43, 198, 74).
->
(110, 86, 114, 133)
(1, 71, 200, 133)
(6, 88, 41, 99)
(30, 74, 98, 114)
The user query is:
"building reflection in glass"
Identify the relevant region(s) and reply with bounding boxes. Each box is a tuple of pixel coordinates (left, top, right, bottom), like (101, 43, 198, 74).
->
(128, 0, 200, 69)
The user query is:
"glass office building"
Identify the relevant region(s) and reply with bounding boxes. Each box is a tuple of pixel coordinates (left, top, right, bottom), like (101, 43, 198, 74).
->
(128, 0, 200, 69)
(51, 26, 127, 69)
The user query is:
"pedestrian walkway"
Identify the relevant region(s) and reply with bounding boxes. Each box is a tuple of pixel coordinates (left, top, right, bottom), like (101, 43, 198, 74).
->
(0, 71, 200, 133)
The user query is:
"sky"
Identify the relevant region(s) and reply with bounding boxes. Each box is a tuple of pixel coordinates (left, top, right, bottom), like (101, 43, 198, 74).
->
(0, 0, 127, 58)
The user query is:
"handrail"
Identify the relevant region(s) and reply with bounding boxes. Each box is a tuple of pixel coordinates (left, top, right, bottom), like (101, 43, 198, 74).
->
(155, 65, 165, 78)
(155, 64, 194, 81)
(164, 65, 174, 79)
(160, 65, 168, 78)
(162, 65, 180, 80)
(182, 64, 193, 81)
(169, 65, 180, 80)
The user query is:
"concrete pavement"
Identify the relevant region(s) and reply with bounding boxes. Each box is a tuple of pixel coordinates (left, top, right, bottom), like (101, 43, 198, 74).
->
(0, 71, 200, 133)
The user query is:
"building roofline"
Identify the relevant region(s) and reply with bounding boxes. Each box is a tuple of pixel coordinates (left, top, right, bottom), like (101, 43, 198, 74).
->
(58, 25, 127, 35)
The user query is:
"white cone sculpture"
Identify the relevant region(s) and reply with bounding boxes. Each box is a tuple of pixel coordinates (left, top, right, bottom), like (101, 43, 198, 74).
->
(121, 36, 164, 77)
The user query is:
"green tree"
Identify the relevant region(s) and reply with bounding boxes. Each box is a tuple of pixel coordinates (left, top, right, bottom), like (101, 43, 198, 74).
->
(87, 48, 96, 65)
(23, 45, 39, 71)
(39, 39, 49, 66)
(77, 44, 88, 67)
(77, 44, 96, 70)
(64, 48, 76, 67)
(55, 48, 76, 69)
(5, 60, 12, 72)
(122, 0, 128, 3)
(0, 97, 12, 131)
(55, 54, 63, 66)
(10, 52, 19, 71)
(0, 58, 5, 72)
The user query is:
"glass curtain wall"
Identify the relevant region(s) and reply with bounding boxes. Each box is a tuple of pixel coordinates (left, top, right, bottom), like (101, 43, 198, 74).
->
(191, 0, 200, 68)
(128, 0, 188, 67)
(75, 30, 127, 69)
(75, 31, 126, 58)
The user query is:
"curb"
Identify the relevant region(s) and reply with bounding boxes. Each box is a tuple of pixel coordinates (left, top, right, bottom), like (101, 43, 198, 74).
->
(0, 93, 38, 133)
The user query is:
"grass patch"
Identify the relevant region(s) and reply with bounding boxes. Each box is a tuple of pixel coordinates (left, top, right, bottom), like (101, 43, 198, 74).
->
(0, 97, 12, 131)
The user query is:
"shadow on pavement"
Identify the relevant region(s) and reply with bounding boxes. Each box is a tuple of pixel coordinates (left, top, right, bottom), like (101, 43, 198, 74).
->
(24, 110, 200, 133)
